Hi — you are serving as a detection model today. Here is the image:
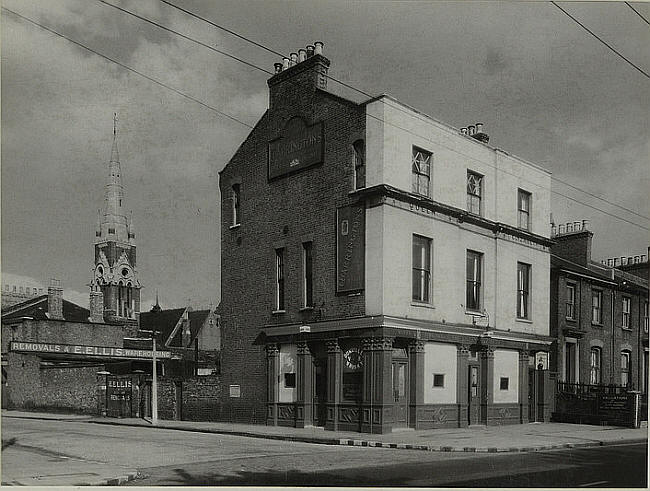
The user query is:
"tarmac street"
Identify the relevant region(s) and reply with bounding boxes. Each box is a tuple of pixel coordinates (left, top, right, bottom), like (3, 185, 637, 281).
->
(1, 412, 648, 487)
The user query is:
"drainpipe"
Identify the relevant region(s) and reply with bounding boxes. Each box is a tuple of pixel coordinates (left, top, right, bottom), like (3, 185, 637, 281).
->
(611, 289, 616, 384)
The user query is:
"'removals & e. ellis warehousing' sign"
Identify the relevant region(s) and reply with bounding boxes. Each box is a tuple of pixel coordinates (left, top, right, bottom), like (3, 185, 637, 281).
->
(10, 341, 171, 359)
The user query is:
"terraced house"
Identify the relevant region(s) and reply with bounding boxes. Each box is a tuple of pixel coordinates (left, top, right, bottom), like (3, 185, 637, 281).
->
(218, 43, 554, 433)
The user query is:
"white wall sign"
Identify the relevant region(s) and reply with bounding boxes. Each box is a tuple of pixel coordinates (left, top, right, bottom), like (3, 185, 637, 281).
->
(229, 385, 241, 398)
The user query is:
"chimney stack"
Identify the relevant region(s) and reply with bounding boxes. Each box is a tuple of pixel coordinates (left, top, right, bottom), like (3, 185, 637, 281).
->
(89, 285, 104, 323)
(268, 40, 330, 101)
(471, 122, 490, 143)
(48, 278, 64, 320)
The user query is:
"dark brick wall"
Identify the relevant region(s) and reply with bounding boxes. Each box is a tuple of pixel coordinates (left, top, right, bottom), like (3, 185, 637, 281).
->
(2, 319, 132, 413)
(218, 61, 366, 423)
(156, 375, 222, 422)
(552, 231, 593, 266)
(550, 271, 646, 389)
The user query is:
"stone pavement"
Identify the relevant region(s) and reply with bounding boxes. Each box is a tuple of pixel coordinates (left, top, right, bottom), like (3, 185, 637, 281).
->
(4, 410, 648, 454)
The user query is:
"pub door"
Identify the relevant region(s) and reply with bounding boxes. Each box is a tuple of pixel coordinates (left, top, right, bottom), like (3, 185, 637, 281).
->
(468, 363, 482, 425)
(392, 359, 408, 428)
(313, 358, 328, 427)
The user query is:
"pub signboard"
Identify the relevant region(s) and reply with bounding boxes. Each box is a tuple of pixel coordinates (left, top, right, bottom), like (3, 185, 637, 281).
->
(106, 375, 133, 418)
(268, 117, 324, 180)
(336, 203, 365, 293)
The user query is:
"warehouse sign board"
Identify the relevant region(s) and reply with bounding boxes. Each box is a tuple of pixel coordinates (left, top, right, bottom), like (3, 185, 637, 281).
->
(268, 117, 324, 180)
(10, 341, 171, 359)
(337, 204, 365, 293)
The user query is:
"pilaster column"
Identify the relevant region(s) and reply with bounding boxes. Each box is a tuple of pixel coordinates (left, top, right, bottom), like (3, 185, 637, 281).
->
(325, 339, 342, 431)
(456, 344, 471, 427)
(266, 343, 279, 426)
(518, 351, 530, 423)
(296, 341, 314, 427)
(408, 340, 425, 429)
(480, 347, 495, 425)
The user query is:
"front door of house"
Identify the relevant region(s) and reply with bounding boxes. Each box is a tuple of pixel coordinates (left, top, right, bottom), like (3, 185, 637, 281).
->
(392, 359, 408, 428)
(468, 363, 481, 425)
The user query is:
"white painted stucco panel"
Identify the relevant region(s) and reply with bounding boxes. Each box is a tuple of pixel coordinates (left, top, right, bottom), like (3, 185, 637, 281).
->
(493, 349, 519, 403)
(424, 342, 457, 404)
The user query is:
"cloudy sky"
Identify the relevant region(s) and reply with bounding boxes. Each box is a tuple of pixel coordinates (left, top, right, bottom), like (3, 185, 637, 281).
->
(2, 0, 648, 311)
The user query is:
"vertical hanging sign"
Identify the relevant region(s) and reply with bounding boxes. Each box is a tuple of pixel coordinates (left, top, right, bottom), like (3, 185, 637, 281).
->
(336, 203, 365, 293)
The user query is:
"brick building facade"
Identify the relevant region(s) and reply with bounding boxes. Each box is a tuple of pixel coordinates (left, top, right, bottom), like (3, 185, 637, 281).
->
(550, 221, 648, 393)
(218, 44, 555, 433)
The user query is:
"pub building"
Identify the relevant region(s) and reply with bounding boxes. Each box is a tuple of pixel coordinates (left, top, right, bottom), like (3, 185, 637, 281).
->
(217, 42, 556, 433)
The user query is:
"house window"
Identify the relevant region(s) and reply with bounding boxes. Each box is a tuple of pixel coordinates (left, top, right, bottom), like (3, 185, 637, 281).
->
(466, 250, 482, 311)
(566, 284, 576, 320)
(621, 351, 631, 387)
(433, 374, 445, 388)
(517, 262, 531, 319)
(412, 147, 431, 197)
(517, 189, 531, 231)
(275, 248, 285, 311)
(622, 297, 631, 329)
(644, 301, 648, 333)
(353, 140, 365, 189)
(232, 184, 240, 226)
(592, 290, 602, 325)
(467, 171, 483, 215)
(500, 377, 509, 390)
(284, 372, 296, 388)
(412, 235, 432, 303)
(108, 227, 115, 235)
(590, 347, 601, 384)
(302, 242, 313, 308)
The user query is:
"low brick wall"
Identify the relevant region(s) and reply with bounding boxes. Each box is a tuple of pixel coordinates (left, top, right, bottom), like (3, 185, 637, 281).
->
(157, 375, 223, 422)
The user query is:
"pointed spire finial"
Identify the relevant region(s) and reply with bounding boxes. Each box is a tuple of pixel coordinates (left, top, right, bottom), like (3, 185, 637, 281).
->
(110, 113, 120, 163)
(113, 112, 117, 136)
(151, 290, 162, 312)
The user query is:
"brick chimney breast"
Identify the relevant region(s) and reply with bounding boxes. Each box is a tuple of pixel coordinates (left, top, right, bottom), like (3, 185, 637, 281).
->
(47, 278, 64, 320)
(89, 285, 104, 323)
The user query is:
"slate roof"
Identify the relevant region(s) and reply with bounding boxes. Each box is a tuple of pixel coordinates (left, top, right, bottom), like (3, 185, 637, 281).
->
(138, 307, 185, 344)
(1, 295, 91, 323)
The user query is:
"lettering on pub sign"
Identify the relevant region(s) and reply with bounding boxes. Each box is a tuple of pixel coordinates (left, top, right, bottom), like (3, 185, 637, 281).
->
(268, 116, 324, 180)
(337, 203, 365, 293)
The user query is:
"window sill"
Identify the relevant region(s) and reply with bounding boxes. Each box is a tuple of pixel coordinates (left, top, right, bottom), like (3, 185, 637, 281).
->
(229, 224, 241, 230)
(565, 317, 577, 322)
(621, 327, 633, 332)
(515, 317, 533, 324)
(411, 301, 434, 309)
(465, 309, 484, 316)
(299, 307, 314, 312)
(271, 310, 286, 315)
(591, 323, 604, 328)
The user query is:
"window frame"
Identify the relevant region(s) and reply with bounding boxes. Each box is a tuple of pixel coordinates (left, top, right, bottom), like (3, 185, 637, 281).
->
(275, 248, 285, 312)
(517, 189, 531, 231)
(411, 146, 431, 198)
(466, 170, 483, 216)
(566, 283, 576, 320)
(516, 262, 531, 320)
(621, 351, 631, 387)
(353, 140, 366, 190)
(589, 347, 601, 384)
(231, 184, 241, 227)
(622, 296, 631, 329)
(412, 234, 432, 304)
(591, 289, 603, 325)
(466, 250, 483, 312)
(644, 301, 649, 333)
(433, 373, 445, 388)
(302, 241, 313, 309)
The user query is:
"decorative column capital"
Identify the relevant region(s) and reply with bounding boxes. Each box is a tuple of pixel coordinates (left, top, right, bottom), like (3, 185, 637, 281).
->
(484, 347, 495, 359)
(458, 344, 471, 355)
(408, 340, 425, 353)
(297, 341, 311, 355)
(519, 351, 530, 363)
(362, 337, 394, 351)
(326, 339, 341, 353)
(266, 343, 279, 356)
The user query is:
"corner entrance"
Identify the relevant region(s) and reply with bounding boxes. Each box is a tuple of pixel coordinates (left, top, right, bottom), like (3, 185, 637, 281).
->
(392, 358, 408, 428)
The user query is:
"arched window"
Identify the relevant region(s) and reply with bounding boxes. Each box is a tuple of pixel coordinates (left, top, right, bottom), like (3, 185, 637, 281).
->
(589, 347, 601, 384)
(353, 140, 365, 189)
(621, 351, 631, 387)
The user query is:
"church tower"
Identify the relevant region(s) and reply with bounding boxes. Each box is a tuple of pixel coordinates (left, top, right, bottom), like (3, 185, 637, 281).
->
(91, 114, 141, 324)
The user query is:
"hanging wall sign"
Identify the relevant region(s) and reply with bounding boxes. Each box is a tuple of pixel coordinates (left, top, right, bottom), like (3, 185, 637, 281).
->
(10, 341, 171, 359)
(336, 204, 365, 293)
(268, 117, 324, 180)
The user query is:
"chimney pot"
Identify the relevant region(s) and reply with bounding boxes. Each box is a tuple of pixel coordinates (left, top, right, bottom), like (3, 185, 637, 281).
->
(282, 57, 290, 70)
(314, 41, 323, 55)
(298, 48, 306, 62)
(290, 52, 298, 66)
(475, 122, 483, 133)
(306, 45, 315, 57)
(461, 127, 467, 135)
(468, 125, 475, 135)
(274, 62, 283, 74)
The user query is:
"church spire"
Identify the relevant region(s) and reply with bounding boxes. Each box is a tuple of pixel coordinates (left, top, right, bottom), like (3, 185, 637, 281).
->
(98, 113, 129, 244)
